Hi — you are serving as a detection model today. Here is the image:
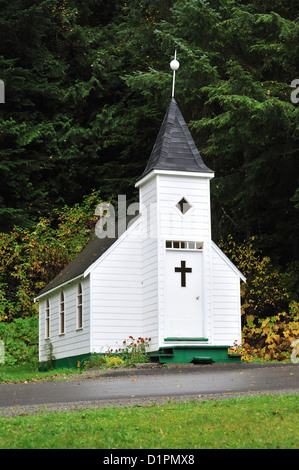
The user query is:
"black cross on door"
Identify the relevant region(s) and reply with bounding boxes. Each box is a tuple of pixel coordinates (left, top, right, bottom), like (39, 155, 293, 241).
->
(175, 260, 192, 287)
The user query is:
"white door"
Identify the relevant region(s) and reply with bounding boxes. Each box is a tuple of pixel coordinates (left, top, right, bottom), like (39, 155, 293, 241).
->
(164, 250, 203, 338)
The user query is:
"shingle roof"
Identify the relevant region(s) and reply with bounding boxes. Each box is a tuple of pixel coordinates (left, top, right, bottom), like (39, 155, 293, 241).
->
(138, 98, 213, 180)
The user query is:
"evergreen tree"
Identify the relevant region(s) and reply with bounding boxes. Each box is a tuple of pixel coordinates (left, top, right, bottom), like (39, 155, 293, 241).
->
(145, 0, 299, 264)
(0, 0, 298, 267)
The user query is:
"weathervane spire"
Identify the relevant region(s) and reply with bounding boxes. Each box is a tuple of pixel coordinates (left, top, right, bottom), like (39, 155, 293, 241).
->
(170, 50, 180, 98)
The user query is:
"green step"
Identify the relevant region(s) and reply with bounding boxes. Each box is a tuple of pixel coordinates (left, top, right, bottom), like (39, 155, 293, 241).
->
(164, 337, 209, 342)
(148, 346, 241, 364)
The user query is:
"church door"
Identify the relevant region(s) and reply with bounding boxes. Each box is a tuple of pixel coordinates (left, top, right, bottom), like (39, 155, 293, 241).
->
(164, 250, 203, 338)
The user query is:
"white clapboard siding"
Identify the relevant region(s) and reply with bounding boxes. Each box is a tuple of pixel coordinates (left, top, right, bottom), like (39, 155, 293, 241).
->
(158, 174, 212, 241)
(139, 175, 160, 350)
(39, 276, 90, 361)
(156, 173, 213, 346)
(211, 243, 242, 346)
(90, 222, 144, 353)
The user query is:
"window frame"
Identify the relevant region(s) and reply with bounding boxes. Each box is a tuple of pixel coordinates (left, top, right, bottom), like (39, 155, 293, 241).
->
(45, 298, 50, 339)
(175, 197, 192, 215)
(77, 282, 83, 330)
(59, 291, 65, 335)
(165, 240, 203, 251)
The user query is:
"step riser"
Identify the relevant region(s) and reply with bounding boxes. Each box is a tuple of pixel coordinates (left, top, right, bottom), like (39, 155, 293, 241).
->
(148, 347, 241, 364)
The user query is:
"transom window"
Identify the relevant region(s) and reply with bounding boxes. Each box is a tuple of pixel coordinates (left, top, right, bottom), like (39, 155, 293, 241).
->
(176, 197, 192, 215)
(166, 240, 203, 250)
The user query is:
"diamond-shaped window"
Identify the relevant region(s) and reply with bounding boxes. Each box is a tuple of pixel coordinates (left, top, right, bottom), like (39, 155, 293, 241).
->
(176, 197, 192, 215)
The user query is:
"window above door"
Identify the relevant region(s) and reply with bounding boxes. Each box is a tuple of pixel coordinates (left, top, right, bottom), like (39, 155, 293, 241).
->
(166, 240, 203, 250)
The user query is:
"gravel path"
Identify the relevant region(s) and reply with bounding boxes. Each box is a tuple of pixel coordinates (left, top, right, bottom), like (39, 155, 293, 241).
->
(0, 388, 298, 417)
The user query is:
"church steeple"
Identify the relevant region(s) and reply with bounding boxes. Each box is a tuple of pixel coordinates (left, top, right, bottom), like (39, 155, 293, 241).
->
(138, 98, 213, 182)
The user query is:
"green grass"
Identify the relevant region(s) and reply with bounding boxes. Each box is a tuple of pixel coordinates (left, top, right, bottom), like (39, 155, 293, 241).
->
(0, 394, 298, 449)
(0, 364, 79, 383)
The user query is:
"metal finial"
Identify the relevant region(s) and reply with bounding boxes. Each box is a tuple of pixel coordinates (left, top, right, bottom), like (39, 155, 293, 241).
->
(170, 50, 180, 98)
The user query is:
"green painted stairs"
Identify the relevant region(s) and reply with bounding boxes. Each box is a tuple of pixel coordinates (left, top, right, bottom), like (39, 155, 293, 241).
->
(148, 345, 241, 364)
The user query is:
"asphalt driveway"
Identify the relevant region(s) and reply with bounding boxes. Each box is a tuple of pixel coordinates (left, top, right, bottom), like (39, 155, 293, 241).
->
(0, 362, 298, 415)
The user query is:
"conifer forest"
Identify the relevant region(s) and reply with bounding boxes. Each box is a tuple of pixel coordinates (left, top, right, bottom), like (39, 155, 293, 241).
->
(0, 0, 298, 363)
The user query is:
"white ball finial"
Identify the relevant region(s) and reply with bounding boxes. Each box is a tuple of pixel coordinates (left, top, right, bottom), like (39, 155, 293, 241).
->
(170, 59, 180, 71)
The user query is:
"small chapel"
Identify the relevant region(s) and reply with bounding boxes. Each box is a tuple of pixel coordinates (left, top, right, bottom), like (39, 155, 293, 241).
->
(36, 59, 245, 367)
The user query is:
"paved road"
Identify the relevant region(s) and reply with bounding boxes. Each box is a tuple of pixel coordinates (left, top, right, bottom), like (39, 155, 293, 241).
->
(0, 363, 298, 409)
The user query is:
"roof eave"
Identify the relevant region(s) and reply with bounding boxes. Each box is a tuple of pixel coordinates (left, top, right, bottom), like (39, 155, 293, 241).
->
(34, 273, 85, 302)
(135, 168, 214, 187)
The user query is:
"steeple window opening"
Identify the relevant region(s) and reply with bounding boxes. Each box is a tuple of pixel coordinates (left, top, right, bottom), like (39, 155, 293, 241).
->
(176, 197, 192, 215)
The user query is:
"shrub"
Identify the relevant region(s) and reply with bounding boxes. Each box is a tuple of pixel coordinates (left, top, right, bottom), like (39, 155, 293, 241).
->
(242, 301, 299, 361)
(0, 190, 103, 322)
(218, 235, 290, 321)
(219, 236, 299, 361)
(0, 316, 39, 365)
(105, 356, 125, 368)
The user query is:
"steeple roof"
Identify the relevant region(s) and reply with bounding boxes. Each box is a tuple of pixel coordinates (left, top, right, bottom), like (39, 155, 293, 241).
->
(138, 98, 213, 180)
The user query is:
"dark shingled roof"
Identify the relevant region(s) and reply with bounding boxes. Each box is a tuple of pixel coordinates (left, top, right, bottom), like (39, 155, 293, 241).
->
(138, 98, 213, 180)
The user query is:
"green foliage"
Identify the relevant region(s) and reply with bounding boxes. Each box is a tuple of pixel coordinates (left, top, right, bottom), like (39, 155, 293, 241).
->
(220, 235, 299, 360)
(0, 1, 298, 364)
(84, 337, 151, 370)
(104, 356, 125, 368)
(152, 0, 299, 263)
(0, 190, 104, 322)
(0, 316, 39, 365)
(243, 301, 299, 361)
(116, 336, 151, 364)
(219, 235, 290, 319)
(82, 354, 124, 371)
(0, 0, 298, 265)
(0, 395, 298, 449)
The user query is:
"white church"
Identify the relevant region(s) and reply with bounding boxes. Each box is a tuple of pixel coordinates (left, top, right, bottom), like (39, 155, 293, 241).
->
(36, 94, 245, 367)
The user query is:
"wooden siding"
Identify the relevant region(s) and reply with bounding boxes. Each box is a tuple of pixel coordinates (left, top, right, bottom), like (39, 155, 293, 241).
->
(140, 176, 159, 351)
(157, 174, 212, 241)
(39, 276, 90, 362)
(156, 174, 213, 346)
(211, 244, 242, 346)
(90, 221, 144, 353)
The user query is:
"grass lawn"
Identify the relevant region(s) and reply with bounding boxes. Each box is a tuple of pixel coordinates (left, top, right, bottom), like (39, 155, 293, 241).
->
(0, 364, 80, 383)
(0, 394, 298, 449)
